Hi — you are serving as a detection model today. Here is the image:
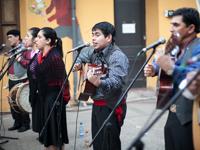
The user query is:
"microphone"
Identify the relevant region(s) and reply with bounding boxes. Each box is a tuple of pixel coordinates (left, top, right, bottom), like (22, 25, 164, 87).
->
(8, 44, 23, 53)
(67, 43, 90, 54)
(137, 37, 166, 56)
(187, 54, 200, 64)
(9, 47, 31, 59)
(0, 44, 6, 50)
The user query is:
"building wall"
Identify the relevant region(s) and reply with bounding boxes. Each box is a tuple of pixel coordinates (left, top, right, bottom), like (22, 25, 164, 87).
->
(145, 0, 159, 89)
(76, 0, 114, 42)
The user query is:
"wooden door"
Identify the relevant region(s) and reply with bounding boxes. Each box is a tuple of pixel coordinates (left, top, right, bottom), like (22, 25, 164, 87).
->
(114, 0, 146, 88)
(0, 0, 20, 112)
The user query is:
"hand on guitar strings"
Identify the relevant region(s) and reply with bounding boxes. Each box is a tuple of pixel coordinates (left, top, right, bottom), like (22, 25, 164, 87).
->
(87, 69, 101, 87)
(156, 55, 175, 75)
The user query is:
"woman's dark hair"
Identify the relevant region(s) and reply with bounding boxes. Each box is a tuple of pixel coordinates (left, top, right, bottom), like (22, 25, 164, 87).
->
(29, 27, 40, 39)
(172, 7, 200, 33)
(40, 27, 63, 57)
(92, 21, 116, 44)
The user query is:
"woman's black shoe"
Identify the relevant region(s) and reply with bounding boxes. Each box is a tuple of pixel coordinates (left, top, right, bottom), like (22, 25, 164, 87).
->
(17, 126, 30, 132)
(8, 125, 21, 131)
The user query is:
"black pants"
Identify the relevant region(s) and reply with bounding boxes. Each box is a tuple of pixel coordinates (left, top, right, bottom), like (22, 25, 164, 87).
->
(164, 112, 194, 150)
(92, 104, 126, 150)
(8, 79, 30, 127)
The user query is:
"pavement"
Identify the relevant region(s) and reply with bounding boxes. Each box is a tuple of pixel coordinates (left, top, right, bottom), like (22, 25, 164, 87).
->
(0, 88, 168, 150)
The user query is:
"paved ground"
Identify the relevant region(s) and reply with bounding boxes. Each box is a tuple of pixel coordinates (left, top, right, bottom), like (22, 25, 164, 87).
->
(0, 88, 168, 150)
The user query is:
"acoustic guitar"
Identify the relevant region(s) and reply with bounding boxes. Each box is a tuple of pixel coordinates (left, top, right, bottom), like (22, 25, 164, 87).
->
(155, 35, 181, 109)
(156, 69, 173, 109)
(156, 43, 179, 109)
(193, 95, 200, 150)
(77, 63, 107, 101)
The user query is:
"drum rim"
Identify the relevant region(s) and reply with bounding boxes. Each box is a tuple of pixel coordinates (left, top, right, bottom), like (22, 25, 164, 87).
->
(9, 82, 31, 113)
(16, 82, 31, 113)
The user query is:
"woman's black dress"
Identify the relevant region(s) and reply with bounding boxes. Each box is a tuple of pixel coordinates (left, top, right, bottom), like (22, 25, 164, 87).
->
(27, 53, 43, 133)
(28, 48, 69, 147)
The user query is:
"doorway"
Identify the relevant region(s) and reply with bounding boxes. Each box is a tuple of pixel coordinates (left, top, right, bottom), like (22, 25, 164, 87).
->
(114, 0, 146, 88)
(0, 0, 20, 45)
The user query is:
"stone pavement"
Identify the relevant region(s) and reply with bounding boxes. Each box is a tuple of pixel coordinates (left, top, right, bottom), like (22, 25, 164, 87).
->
(0, 88, 168, 150)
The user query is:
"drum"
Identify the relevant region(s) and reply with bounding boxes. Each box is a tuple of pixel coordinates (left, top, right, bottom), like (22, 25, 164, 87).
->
(8, 82, 31, 113)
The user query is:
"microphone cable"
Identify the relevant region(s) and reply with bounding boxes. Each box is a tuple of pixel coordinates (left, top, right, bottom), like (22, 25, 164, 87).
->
(73, 100, 81, 150)
(64, 44, 86, 150)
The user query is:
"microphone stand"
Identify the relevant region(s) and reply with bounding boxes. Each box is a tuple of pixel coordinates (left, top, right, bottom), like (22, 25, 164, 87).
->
(0, 55, 19, 145)
(127, 69, 200, 150)
(89, 47, 157, 148)
(39, 47, 84, 150)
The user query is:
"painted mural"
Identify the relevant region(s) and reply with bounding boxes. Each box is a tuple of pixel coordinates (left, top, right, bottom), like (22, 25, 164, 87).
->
(29, 0, 83, 44)
(29, 0, 46, 16)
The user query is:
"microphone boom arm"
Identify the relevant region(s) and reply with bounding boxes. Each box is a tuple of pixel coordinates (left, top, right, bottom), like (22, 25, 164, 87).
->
(67, 43, 90, 54)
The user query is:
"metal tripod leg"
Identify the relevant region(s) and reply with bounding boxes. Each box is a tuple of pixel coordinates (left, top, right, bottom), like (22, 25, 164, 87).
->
(0, 135, 18, 140)
(0, 134, 19, 145)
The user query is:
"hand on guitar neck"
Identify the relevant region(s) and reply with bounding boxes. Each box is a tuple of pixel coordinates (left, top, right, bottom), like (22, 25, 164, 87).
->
(144, 64, 157, 77)
(73, 63, 82, 72)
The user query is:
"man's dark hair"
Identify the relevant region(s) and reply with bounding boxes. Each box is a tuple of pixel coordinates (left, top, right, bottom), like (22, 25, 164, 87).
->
(172, 7, 200, 33)
(7, 29, 20, 37)
(92, 21, 116, 44)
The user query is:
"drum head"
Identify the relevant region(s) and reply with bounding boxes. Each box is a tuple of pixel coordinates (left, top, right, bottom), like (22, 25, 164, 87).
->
(17, 83, 31, 113)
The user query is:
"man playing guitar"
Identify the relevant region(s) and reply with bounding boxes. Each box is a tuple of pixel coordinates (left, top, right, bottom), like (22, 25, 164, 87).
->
(144, 7, 200, 150)
(74, 22, 129, 150)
